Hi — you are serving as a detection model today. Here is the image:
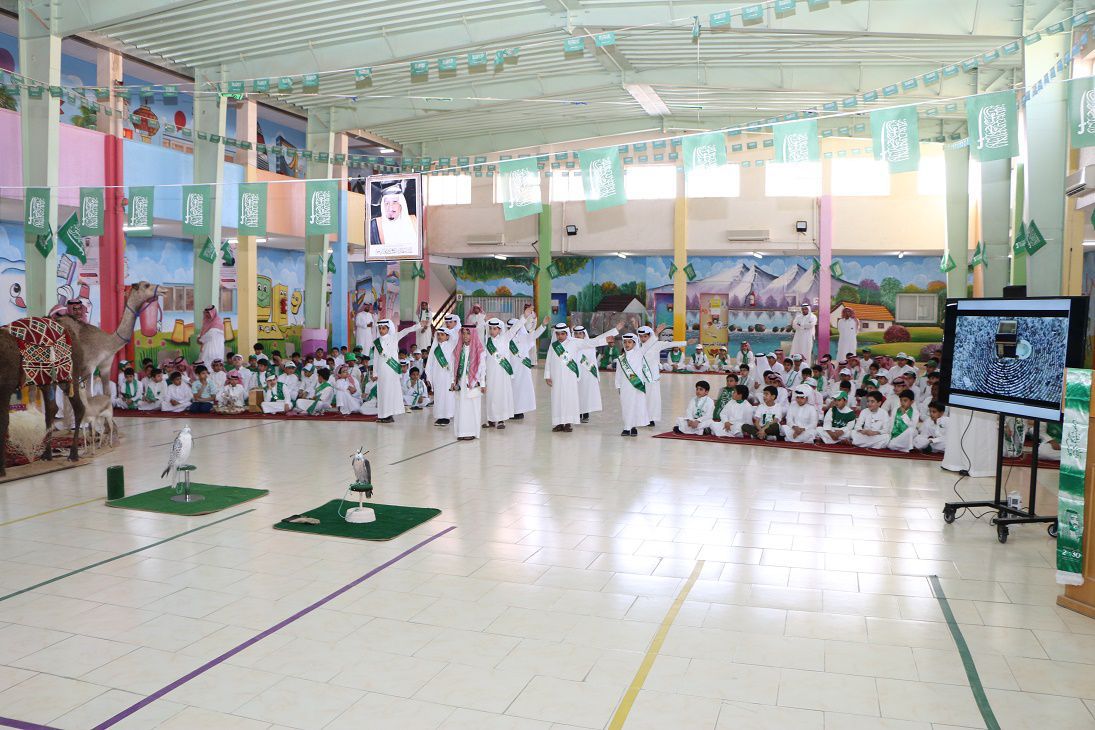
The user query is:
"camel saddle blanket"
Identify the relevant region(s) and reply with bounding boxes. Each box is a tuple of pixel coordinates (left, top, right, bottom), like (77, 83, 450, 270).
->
(3, 317, 74, 386)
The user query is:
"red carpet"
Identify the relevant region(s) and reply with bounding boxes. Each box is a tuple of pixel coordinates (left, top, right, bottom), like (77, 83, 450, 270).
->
(653, 430, 1059, 469)
(114, 409, 377, 423)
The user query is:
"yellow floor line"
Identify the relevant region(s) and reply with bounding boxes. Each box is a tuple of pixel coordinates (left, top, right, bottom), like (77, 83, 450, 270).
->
(0, 497, 100, 528)
(607, 559, 706, 730)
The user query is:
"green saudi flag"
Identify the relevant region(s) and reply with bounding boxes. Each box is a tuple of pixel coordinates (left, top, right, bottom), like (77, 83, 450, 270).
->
(304, 180, 339, 235)
(197, 236, 217, 264)
(578, 146, 627, 211)
(1058, 368, 1091, 585)
(237, 182, 268, 237)
(966, 91, 1018, 161)
(684, 263, 697, 281)
(1014, 221, 1028, 255)
(774, 119, 819, 164)
(24, 187, 50, 236)
(830, 260, 844, 278)
(1069, 76, 1095, 148)
(34, 230, 53, 257)
(181, 184, 213, 236)
(870, 106, 920, 173)
(668, 262, 678, 278)
(681, 132, 727, 182)
(970, 241, 986, 268)
(1026, 220, 1047, 255)
(57, 212, 87, 264)
(78, 187, 105, 236)
(126, 186, 154, 237)
(940, 252, 956, 272)
(498, 157, 542, 221)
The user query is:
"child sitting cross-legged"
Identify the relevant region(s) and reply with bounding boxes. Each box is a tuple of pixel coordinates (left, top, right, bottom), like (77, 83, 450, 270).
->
(161, 371, 192, 413)
(214, 371, 248, 414)
(781, 386, 819, 443)
(674, 380, 715, 435)
(403, 366, 429, 410)
(189, 365, 217, 413)
(712, 384, 754, 439)
(817, 390, 857, 445)
(913, 400, 948, 454)
(260, 373, 292, 414)
(742, 385, 785, 440)
(293, 367, 336, 415)
(114, 367, 140, 410)
(138, 368, 166, 411)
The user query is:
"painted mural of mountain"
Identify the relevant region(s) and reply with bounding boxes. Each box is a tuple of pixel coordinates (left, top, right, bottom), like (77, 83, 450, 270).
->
(649, 260, 858, 310)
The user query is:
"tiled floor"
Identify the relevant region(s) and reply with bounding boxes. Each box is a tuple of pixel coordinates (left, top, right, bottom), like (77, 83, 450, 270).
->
(0, 375, 1089, 729)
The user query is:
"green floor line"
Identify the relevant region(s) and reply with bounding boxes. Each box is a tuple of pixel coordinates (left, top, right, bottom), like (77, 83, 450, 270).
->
(927, 574, 1000, 730)
(0, 509, 255, 603)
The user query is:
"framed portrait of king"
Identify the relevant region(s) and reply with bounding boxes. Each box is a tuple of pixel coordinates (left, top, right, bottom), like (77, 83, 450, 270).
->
(365, 173, 423, 261)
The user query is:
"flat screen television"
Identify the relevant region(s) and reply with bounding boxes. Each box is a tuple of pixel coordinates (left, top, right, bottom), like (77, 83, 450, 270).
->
(939, 297, 1088, 421)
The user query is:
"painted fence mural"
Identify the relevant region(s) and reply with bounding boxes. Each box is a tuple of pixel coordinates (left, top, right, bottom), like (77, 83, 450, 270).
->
(453, 254, 946, 359)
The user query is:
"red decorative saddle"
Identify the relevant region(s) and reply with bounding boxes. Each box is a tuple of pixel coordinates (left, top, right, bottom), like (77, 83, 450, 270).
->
(3, 317, 74, 386)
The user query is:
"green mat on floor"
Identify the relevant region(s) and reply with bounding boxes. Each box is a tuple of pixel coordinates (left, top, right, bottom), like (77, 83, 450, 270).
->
(273, 500, 442, 541)
(106, 484, 269, 516)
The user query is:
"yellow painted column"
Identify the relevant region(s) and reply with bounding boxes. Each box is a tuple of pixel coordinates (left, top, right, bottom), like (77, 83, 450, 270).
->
(1063, 148, 1086, 295)
(673, 197, 687, 336)
(235, 166, 259, 355)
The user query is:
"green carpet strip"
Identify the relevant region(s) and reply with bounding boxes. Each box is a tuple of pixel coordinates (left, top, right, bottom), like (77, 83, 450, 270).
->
(0, 509, 254, 604)
(107, 485, 269, 516)
(927, 575, 1000, 730)
(274, 500, 441, 541)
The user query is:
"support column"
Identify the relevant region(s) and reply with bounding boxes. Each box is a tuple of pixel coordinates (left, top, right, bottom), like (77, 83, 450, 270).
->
(399, 262, 416, 322)
(18, 4, 60, 316)
(1011, 162, 1027, 286)
(235, 167, 259, 356)
(818, 196, 832, 359)
(1063, 148, 1087, 295)
(945, 145, 970, 298)
(981, 158, 1011, 297)
(303, 109, 334, 333)
(95, 48, 122, 138)
(672, 197, 687, 336)
(191, 66, 227, 329)
(536, 205, 552, 324)
(1024, 34, 1070, 296)
(330, 190, 350, 348)
(235, 99, 257, 168)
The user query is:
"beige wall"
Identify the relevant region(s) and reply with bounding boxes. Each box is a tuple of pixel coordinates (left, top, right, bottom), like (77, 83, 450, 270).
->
(425, 134, 946, 258)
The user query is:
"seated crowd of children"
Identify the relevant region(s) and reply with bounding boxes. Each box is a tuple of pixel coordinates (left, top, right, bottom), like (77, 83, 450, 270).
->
(672, 349, 949, 454)
(109, 342, 435, 418)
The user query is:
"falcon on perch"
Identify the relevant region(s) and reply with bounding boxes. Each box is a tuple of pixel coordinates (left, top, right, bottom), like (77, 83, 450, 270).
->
(161, 426, 192, 488)
(351, 447, 372, 498)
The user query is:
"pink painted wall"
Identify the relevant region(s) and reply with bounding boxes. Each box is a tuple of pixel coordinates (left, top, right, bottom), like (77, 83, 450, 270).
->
(0, 109, 108, 205)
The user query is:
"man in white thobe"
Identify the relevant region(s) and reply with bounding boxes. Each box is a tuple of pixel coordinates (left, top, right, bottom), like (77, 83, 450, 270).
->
(545, 322, 620, 432)
(355, 303, 378, 355)
(371, 318, 417, 422)
(836, 307, 859, 361)
(790, 304, 817, 360)
(415, 302, 433, 353)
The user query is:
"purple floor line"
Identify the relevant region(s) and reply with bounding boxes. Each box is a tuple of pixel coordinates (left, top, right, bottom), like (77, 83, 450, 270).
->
(0, 718, 60, 730)
(89, 524, 457, 730)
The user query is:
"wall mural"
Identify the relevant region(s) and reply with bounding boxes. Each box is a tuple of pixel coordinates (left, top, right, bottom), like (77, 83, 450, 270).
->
(0, 221, 100, 326)
(453, 254, 945, 359)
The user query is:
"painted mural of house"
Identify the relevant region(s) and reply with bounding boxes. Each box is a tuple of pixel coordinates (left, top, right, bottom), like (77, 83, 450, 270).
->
(830, 302, 895, 332)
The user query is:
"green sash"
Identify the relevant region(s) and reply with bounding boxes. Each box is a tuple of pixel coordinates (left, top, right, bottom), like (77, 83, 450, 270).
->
(366, 383, 378, 401)
(487, 337, 514, 375)
(599, 346, 619, 369)
(457, 346, 468, 383)
(143, 385, 157, 402)
(670, 349, 683, 364)
(509, 339, 533, 368)
(692, 398, 708, 419)
(432, 344, 448, 369)
(266, 383, 286, 402)
(308, 382, 332, 413)
(712, 388, 734, 420)
(890, 407, 912, 438)
(580, 353, 598, 378)
(830, 408, 856, 429)
(617, 353, 646, 393)
(552, 340, 580, 378)
(374, 337, 401, 375)
(122, 380, 137, 399)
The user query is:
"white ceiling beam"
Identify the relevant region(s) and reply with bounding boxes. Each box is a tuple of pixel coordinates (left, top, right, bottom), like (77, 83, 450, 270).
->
(44, 0, 211, 37)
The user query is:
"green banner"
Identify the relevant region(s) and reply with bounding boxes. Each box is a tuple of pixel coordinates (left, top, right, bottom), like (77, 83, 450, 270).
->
(1013, 221, 1027, 255)
(1058, 368, 1091, 585)
(684, 263, 697, 281)
(547, 261, 561, 279)
(966, 91, 1018, 161)
(940, 252, 956, 272)
(237, 182, 268, 237)
(1069, 77, 1095, 148)
(181, 184, 213, 236)
(498, 157, 543, 221)
(668, 262, 678, 278)
(1026, 220, 1047, 255)
(681, 132, 727, 183)
(774, 119, 819, 163)
(78, 187, 104, 236)
(304, 180, 339, 235)
(831, 260, 844, 278)
(24, 187, 50, 236)
(34, 230, 53, 257)
(126, 186, 154, 236)
(579, 146, 627, 211)
(197, 236, 217, 264)
(870, 105, 920, 173)
(57, 212, 87, 264)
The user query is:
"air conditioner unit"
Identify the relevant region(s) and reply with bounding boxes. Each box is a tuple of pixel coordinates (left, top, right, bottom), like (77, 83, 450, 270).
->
(466, 235, 505, 246)
(726, 229, 770, 242)
(1066, 165, 1095, 197)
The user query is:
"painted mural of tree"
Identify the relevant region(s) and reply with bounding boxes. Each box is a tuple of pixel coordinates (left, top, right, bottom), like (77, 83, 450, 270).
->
(835, 284, 860, 304)
(452, 255, 590, 313)
(880, 277, 903, 312)
(495, 285, 512, 296)
(858, 278, 881, 305)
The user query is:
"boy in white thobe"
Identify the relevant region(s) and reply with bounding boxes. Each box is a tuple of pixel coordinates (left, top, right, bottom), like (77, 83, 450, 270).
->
(209, 359, 227, 390)
(508, 316, 547, 419)
(403, 367, 429, 409)
(215, 372, 248, 414)
(372, 319, 417, 423)
(713, 385, 754, 439)
(886, 389, 921, 453)
(294, 368, 336, 415)
(638, 325, 687, 427)
(689, 347, 709, 372)
(299, 363, 318, 398)
(573, 326, 606, 423)
(781, 387, 819, 443)
(426, 329, 456, 426)
(333, 366, 366, 415)
(545, 322, 620, 432)
(161, 372, 192, 413)
(114, 368, 140, 409)
(913, 401, 948, 453)
(277, 362, 301, 402)
(851, 393, 892, 449)
(138, 370, 166, 411)
(260, 374, 291, 414)
(483, 318, 519, 428)
(817, 392, 857, 445)
(674, 380, 715, 435)
(615, 333, 651, 437)
(743, 385, 785, 440)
